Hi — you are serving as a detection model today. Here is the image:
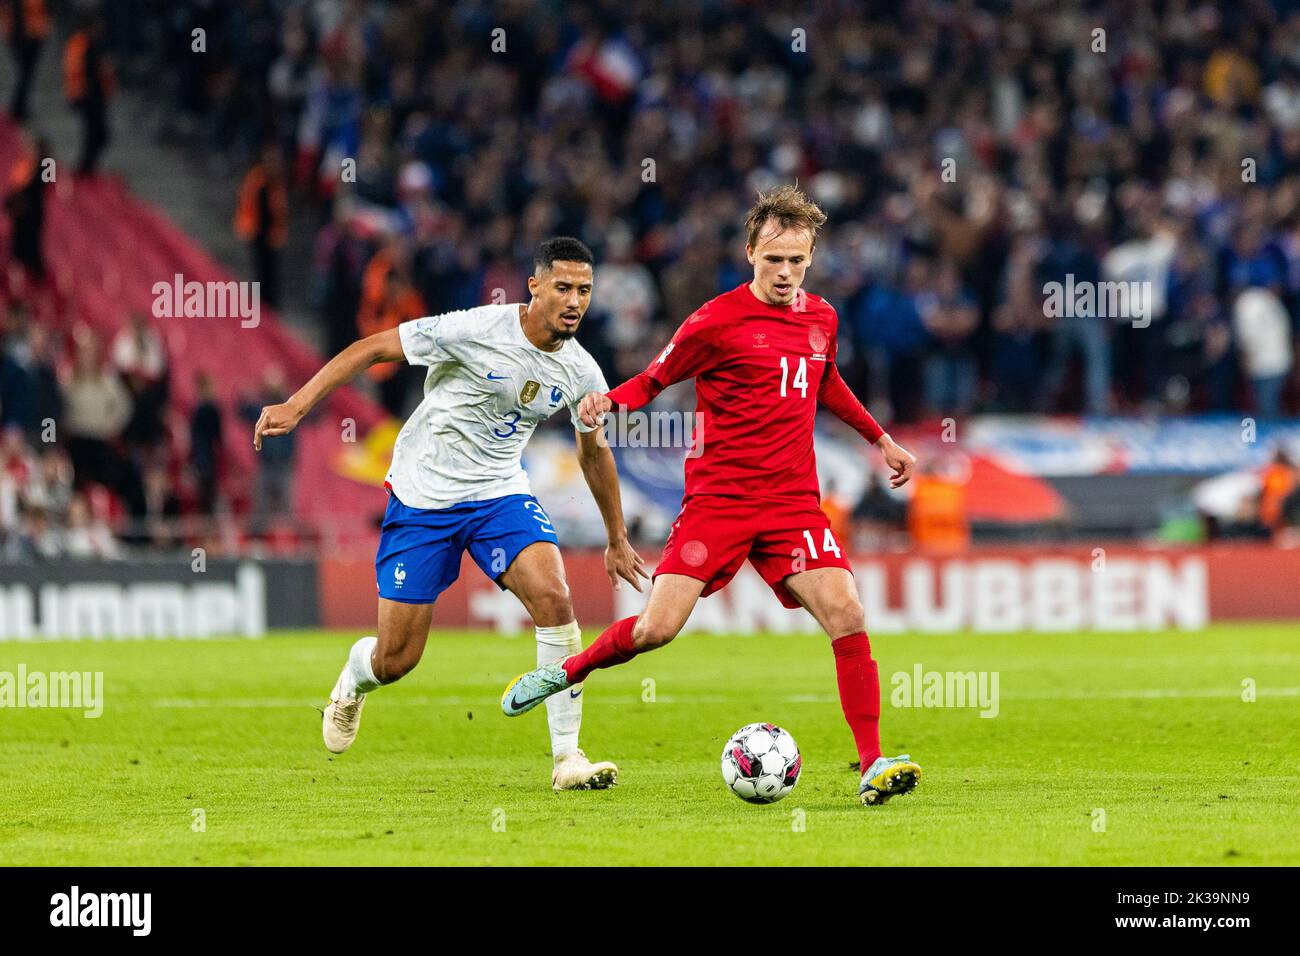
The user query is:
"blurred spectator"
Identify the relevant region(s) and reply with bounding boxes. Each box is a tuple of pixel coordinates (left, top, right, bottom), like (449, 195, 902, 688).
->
(238, 365, 296, 537)
(0, 424, 33, 527)
(62, 491, 118, 558)
(856, 256, 931, 422)
(907, 453, 971, 555)
(31, 445, 72, 520)
(357, 236, 425, 415)
(2, 0, 48, 121)
(110, 312, 169, 459)
(1232, 287, 1294, 418)
(141, 460, 180, 549)
(234, 142, 289, 308)
(920, 260, 980, 416)
(3, 498, 57, 559)
(0, 473, 18, 548)
(1, 310, 60, 442)
(590, 223, 657, 367)
(1037, 220, 1110, 416)
(4, 130, 49, 282)
(1259, 447, 1297, 532)
(62, 329, 145, 520)
(990, 240, 1048, 412)
(189, 371, 222, 515)
(294, 20, 363, 203)
(851, 469, 907, 552)
(1166, 230, 1235, 412)
(266, 9, 314, 163)
(64, 11, 114, 175)
(309, 198, 367, 360)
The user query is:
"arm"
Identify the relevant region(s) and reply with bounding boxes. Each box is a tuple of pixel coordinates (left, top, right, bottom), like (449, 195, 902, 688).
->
(818, 360, 885, 443)
(575, 427, 650, 592)
(579, 369, 665, 428)
(253, 327, 404, 450)
(818, 359, 917, 488)
(605, 372, 665, 412)
(580, 311, 718, 425)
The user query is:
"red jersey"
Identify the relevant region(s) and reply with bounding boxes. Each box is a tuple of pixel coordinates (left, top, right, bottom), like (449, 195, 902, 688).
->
(606, 282, 885, 502)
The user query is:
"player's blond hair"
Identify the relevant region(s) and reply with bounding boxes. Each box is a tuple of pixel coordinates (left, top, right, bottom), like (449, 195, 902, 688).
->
(744, 184, 827, 250)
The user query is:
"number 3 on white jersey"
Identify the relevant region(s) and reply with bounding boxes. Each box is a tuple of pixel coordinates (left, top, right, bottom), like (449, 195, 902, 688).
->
(779, 356, 809, 398)
(801, 528, 841, 559)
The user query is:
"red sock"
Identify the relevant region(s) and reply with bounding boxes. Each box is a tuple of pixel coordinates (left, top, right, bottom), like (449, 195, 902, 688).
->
(832, 631, 881, 769)
(562, 615, 640, 684)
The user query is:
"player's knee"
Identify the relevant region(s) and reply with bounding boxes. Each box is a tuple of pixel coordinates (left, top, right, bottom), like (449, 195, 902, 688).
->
(527, 581, 573, 627)
(826, 600, 866, 639)
(633, 617, 678, 649)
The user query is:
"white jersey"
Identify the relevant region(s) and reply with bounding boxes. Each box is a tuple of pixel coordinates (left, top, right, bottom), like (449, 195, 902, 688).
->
(385, 303, 607, 510)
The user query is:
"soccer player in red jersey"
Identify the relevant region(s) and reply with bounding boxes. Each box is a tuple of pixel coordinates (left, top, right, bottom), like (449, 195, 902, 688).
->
(503, 186, 922, 805)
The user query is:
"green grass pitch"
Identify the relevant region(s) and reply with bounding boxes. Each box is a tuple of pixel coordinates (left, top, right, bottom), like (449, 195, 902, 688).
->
(1, 623, 1297, 866)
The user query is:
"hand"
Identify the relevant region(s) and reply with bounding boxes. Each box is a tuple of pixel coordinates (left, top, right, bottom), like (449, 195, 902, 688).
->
(877, 433, 916, 488)
(605, 536, 650, 593)
(578, 391, 613, 429)
(253, 401, 304, 450)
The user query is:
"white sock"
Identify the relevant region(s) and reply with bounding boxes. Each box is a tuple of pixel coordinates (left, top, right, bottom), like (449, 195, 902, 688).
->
(536, 621, 583, 760)
(339, 636, 380, 698)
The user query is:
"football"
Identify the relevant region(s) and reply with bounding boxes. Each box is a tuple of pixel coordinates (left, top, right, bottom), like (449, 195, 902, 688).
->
(721, 723, 802, 803)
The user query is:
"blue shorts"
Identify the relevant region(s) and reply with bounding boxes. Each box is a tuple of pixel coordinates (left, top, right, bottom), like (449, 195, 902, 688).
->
(375, 491, 559, 604)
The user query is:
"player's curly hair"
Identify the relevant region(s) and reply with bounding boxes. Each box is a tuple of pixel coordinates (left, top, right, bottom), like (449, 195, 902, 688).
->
(744, 184, 827, 250)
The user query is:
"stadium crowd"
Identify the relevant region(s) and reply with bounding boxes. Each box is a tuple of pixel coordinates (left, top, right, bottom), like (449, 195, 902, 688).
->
(91, 0, 1300, 423)
(0, 305, 301, 558)
(5, 0, 1300, 556)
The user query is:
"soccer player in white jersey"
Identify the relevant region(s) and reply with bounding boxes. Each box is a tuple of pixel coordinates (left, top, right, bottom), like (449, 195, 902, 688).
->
(253, 237, 649, 790)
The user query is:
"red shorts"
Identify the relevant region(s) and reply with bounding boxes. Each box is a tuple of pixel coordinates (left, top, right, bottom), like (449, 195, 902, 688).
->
(655, 494, 853, 609)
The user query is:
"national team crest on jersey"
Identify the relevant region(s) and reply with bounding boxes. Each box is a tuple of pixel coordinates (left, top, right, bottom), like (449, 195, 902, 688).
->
(520, 380, 540, 404)
(808, 327, 828, 353)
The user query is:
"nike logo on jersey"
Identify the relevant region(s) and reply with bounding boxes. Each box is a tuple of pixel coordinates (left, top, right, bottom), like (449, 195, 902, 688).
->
(486, 371, 510, 381)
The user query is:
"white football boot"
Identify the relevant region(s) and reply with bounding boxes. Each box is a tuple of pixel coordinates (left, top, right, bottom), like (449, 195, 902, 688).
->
(322, 674, 366, 754)
(551, 749, 618, 791)
(859, 754, 922, 805)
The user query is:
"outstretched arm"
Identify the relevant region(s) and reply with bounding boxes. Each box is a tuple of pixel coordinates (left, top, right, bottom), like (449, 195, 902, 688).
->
(818, 360, 885, 442)
(577, 376, 663, 427)
(253, 327, 404, 449)
(575, 427, 650, 592)
(579, 310, 718, 424)
(818, 361, 917, 488)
